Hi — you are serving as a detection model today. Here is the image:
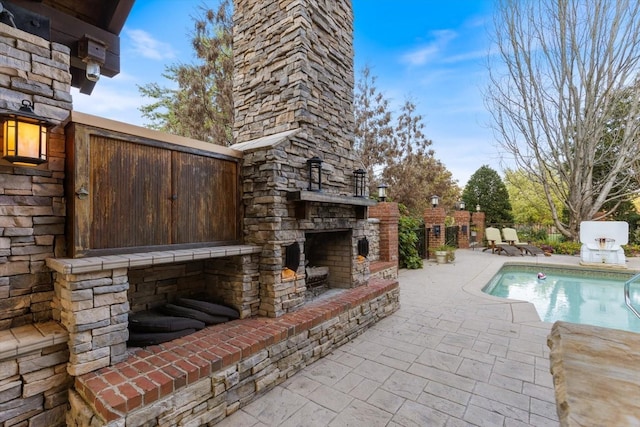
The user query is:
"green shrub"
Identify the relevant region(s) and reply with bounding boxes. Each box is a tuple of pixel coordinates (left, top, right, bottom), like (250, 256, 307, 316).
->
(548, 241, 581, 255)
(398, 215, 423, 269)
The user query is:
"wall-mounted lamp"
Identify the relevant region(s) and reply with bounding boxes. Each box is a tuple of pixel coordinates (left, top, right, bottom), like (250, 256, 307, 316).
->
(458, 200, 466, 211)
(353, 169, 366, 197)
(433, 224, 441, 238)
(462, 225, 468, 234)
(431, 195, 440, 208)
(307, 156, 323, 192)
(357, 237, 370, 258)
(1, 100, 54, 165)
(476, 204, 481, 212)
(78, 35, 107, 82)
(378, 184, 388, 202)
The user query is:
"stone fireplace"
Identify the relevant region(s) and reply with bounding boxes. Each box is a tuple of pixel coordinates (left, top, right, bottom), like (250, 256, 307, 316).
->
(232, 0, 375, 317)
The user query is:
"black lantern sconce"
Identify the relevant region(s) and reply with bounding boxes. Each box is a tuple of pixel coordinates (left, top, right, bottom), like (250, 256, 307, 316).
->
(458, 200, 466, 211)
(433, 225, 441, 238)
(307, 156, 323, 192)
(378, 184, 388, 202)
(1, 100, 54, 166)
(357, 237, 370, 258)
(354, 169, 366, 197)
(462, 225, 468, 234)
(431, 195, 440, 208)
(284, 242, 301, 272)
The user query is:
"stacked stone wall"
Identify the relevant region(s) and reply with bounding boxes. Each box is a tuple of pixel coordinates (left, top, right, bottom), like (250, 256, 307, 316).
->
(0, 23, 70, 331)
(367, 219, 381, 262)
(234, 0, 355, 161)
(128, 262, 208, 313)
(0, 21, 72, 427)
(0, 341, 71, 426)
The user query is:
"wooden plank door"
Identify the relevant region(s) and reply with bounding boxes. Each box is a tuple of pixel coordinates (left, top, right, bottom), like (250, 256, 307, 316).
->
(90, 136, 172, 249)
(171, 151, 239, 244)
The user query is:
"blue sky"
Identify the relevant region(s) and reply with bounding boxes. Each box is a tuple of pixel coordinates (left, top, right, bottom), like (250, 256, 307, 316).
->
(72, 0, 499, 186)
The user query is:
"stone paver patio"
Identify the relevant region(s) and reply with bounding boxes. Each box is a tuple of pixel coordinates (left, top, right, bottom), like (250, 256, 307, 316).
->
(219, 249, 640, 426)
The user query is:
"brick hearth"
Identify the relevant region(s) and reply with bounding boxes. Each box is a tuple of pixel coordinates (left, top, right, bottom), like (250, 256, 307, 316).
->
(69, 278, 398, 425)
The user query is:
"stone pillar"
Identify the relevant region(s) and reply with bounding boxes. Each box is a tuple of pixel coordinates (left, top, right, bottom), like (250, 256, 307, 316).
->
(0, 23, 71, 329)
(454, 210, 471, 249)
(471, 211, 486, 247)
(369, 202, 399, 264)
(424, 207, 446, 252)
(53, 269, 129, 376)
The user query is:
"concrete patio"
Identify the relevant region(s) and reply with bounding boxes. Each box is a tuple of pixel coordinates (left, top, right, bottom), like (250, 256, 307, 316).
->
(218, 249, 640, 427)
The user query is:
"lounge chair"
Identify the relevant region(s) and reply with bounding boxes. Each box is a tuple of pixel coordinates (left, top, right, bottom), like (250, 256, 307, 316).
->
(501, 227, 545, 256)
(483, 227, 522, 256)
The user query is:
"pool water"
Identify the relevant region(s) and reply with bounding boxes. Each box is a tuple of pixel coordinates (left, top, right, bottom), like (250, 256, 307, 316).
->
(483, 265, 640, 333)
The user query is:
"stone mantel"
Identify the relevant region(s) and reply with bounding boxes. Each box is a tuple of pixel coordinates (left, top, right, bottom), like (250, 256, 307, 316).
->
(548, 321, 640, 426)
(287, 190, 378, 207)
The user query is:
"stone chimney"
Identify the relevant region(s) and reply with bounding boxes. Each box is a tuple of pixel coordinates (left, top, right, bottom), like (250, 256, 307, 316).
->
(233, 0, 357, 187)
(232, 0, 373, 317)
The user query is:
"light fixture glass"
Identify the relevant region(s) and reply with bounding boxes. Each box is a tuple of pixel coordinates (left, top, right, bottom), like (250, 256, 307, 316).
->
(85, 60, 101, 82)
(377, 184, 388, 201)
(431, 195, 440, 208)
(476, 204, 481, 212)
(459, 200, 466, 210)
(1, 100, 52, 165)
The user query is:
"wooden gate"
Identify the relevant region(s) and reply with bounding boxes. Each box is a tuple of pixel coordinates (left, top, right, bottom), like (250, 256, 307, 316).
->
(445, 225, 459, 247)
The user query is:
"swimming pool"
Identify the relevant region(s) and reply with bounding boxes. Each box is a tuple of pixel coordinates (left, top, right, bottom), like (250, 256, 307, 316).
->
(482, 264, 640, 333)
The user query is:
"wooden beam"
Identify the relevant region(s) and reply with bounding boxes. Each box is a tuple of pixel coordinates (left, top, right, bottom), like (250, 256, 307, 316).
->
(104, 0, 134, 34)
(10, 0, 121, 76)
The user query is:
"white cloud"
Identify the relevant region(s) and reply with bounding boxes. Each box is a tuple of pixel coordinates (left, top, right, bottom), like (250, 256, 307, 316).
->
(71, 86, 146, 126)
(401, 30, 457, 66)
(441, 49, 488, 64)
(124, 29, 176, 60)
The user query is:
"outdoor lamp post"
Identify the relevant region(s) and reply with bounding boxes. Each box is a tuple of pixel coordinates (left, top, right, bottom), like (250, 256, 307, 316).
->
(431, 195, 440, 208)
(1, 100, 53, 165)
(354, 169, 366, 197)
(307, 156, 323, 191)
(378, 184, 388, 202)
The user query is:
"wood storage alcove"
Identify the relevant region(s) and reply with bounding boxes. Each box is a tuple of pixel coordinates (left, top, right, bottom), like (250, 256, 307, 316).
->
(64, 112, 243, 257)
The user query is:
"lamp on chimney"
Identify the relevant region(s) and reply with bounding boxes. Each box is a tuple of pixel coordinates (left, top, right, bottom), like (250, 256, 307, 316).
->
(431, 195, 440, 208)
(458, 200, 466, 210)
(307, 156, 323, 192)
(1, 100, 54, 166)
(354, 169, 366, 197)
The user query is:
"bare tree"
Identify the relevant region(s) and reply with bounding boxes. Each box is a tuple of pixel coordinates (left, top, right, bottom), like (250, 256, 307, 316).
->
(486, 0, 640, 240)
